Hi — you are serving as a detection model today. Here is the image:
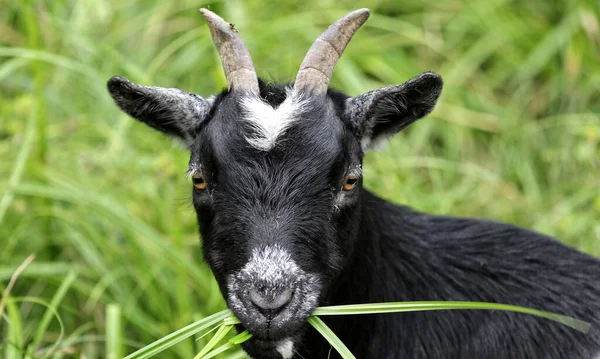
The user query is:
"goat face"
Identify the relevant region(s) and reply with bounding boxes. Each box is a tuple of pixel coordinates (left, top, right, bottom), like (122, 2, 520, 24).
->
(192, 90, 362, 351)
(106, 8, 442, 358)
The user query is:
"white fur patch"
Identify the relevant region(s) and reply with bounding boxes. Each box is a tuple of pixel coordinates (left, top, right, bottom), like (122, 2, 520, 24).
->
(241, 89, 308, 151)
(225, 244, 322, 341)
(276, 339, 294, 359)
(241, 245, 301, 283)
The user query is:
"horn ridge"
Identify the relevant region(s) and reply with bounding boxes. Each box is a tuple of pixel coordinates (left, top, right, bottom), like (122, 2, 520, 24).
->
(200, 8, 259, 94)
(295, 8, 370, 95)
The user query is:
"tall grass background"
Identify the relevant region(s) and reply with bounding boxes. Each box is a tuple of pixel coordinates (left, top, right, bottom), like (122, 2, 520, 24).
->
(0, 0, 599, 358)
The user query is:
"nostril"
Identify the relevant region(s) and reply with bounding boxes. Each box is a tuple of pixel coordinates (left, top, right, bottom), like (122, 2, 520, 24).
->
(249, 287, 293, 314)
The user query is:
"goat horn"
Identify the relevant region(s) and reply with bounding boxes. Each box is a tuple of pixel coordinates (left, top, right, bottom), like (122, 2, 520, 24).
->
(200, 8, 259, 94)
(294, 8, 370, 95)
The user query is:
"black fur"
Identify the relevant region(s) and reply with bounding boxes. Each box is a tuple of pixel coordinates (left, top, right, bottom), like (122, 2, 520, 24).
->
(107, 75, 600, 359)
(300, 192, 600, 358)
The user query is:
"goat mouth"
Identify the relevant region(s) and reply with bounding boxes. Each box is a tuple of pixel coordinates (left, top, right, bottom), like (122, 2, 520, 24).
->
(229, 297, 315, 342)
(234, 318, 305, 356)
(235, 318, 301, 341)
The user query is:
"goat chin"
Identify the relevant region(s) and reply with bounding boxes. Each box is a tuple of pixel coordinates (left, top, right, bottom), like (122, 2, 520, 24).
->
(241, 337, 296, 359)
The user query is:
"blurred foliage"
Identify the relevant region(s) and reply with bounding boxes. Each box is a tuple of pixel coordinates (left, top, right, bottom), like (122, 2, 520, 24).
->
(0, 0, 599, 358)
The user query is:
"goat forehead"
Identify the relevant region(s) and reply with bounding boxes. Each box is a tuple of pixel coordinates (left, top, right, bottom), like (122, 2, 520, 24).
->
(240, 90, 310, 151)
(203, 104, 344, 165)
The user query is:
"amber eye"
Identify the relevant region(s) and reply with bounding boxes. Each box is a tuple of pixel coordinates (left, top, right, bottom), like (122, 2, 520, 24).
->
(192, 174, 207, 190)
(342, 175, 359, 191)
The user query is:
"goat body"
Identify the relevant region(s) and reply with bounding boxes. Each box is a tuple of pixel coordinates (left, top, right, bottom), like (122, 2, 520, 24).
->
(301, 190, 600, 359)
(106, 8, 600, 359)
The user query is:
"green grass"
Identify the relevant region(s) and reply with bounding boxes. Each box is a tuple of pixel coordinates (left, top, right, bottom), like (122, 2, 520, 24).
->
(1, 0, 599, 358)
(123, 301, 591, 359)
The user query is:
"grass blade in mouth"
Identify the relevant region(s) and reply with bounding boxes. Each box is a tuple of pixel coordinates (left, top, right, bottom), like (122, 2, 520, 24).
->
(123, 309, 232, 359)
(127, 301, 591, 358)
(193, 323, 233, 359)
(308, 316, 356, 359)
(196, 331, 254, 359)
(229, 330, 253, 345)
(313, 301, 591, 333)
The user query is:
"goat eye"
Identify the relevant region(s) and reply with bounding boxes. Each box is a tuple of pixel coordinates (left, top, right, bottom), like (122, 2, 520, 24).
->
(192, 174, 207, 190)
(342, 175, 359, 191)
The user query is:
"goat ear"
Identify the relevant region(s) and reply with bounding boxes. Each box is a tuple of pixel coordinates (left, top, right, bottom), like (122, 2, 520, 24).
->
(346, 72, 443, 150)
(106, 76, 212, 145)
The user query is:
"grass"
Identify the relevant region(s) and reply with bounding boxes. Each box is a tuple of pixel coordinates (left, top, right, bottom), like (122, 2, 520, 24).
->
(1, 0, 599, 358)
(123, 301, 591, 359)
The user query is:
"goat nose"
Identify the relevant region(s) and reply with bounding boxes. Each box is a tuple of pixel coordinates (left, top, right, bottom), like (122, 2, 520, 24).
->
(249, 287, 293, 314)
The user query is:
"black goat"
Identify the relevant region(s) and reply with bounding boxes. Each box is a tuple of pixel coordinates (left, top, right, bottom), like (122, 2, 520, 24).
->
(107, 8, 600, 359)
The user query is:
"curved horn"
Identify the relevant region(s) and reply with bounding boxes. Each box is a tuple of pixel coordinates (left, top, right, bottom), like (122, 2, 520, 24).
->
(294, 8, 370, 95)
(200, 8, 259, 94)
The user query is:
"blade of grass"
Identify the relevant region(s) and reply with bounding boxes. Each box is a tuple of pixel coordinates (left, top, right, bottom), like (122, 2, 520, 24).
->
(30, 271, 77, 359)
(228, 331, 252, 345)
(0, 57, 29, 82)
(124, 309, 232, 359)
(0, 262, 86, 281)
(196, 341, 235, 359)
(195, 321, 221, 342)
(106, 303, 123, 359)
(308, 316, 356, 359)
(0, 99, 36, 225)
(0, 47, 105, 84)
(195, 331, 252, 359)
(3, 298, 24, 359)
(7, 297, 65, 359)
(0, 254, 35, 318)
(223, 315, 240, 326)
(193, 323, 233, 359)
(313, 301, 591, 333)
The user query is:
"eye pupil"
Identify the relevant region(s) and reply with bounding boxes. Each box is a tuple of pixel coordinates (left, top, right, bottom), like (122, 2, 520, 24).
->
(192, 174, 207, 190)
(342, 175, 359, 191)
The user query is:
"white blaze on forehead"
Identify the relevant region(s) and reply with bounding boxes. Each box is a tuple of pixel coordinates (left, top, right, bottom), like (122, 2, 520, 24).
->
(276, 339, 294, 359)
(241, 89, 309, 151)
(241, 244, 301, 283)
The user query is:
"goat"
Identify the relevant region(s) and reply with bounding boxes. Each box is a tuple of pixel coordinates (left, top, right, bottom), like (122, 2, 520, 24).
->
(107, 8, 600, 359)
